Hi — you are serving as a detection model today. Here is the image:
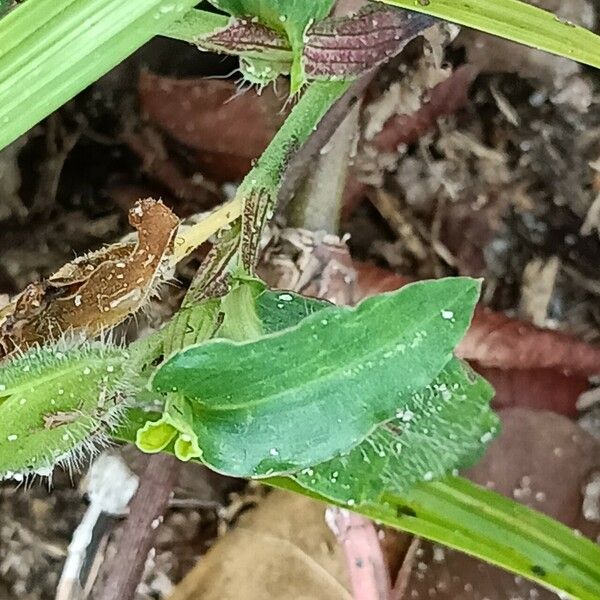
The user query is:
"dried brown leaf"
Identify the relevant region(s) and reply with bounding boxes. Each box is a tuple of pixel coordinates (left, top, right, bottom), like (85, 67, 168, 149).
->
(138, 73, 287, 181)
(0, 199, 178, 359)
(460, 306, 600, 377)
(168, 490, 351, 600)
(370, 65, 476, 154)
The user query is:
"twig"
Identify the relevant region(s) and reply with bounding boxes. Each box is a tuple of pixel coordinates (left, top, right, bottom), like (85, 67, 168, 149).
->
(91, 453, 181, 600)
(170, 196, 243, 266)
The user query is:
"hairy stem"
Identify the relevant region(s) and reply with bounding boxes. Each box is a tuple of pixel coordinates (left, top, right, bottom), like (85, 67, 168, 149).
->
(236, 80, 351, 270)
(170, 197, 242, 266)
(169, 81, 353, 273)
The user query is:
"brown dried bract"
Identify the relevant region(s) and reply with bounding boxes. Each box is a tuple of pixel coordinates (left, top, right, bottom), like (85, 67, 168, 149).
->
(0, 198, 178, 360)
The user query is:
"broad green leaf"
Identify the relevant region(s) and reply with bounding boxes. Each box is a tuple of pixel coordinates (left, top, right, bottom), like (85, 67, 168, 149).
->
(0, 344, 128, 479)
(293, 358, 498, 503)
(383, 0, 600, 71)
(256, 288, 331, 333)
(270, 476, 600, 600)
(208, 0, 335, 90)
(0, 0, 199, 150)
(151, 277, 481, 477)
(115, 383, 600, 598)
(258, 287, 498, 496)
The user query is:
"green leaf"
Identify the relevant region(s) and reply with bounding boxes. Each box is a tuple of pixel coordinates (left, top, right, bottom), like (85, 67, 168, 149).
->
(151, 277, 481, 477)
(256, 289, 331, 333)
(208, 0, 335, 90)
(293, 357, 498, 503)
(383, 0, 600, 71)
(0, 0, 199, 150)
(218, 274, 265, 341)
(258, 287, 498, 495)
(270, 476, 600, 600)
(115, 376, 600, 599)
(162, 298, 223, 356)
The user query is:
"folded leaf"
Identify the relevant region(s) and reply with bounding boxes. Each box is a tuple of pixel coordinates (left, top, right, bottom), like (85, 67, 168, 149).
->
(152, 277, 481, 476)
(293, 357, 498, 504)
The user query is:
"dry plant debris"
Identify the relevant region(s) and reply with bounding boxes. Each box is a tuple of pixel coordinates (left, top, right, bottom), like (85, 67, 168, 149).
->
(0, 199, 178, 360)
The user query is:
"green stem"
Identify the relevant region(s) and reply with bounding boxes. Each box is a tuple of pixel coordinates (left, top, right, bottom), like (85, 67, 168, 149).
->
(236, 80, 351, 270)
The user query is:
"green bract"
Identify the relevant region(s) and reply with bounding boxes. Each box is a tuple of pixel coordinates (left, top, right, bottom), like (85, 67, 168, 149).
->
(0, 343, 129, 480)
(136, 393, 202, 461)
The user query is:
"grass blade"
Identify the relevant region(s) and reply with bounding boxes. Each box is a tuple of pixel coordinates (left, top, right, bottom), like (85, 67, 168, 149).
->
(270, 475, 600, 600)
(382, 0, 600, 70)
(0, 0, 199, 149)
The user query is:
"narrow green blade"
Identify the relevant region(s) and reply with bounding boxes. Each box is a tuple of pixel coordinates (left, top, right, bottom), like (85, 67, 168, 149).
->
(270, 475, 600, 600)
(0, 0, 198, 149)
(382, 0, 600, 70)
